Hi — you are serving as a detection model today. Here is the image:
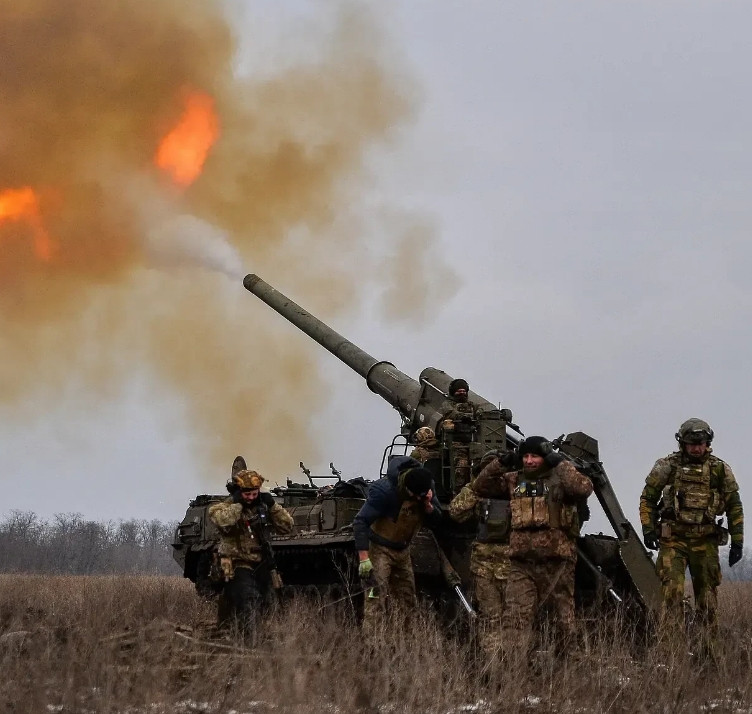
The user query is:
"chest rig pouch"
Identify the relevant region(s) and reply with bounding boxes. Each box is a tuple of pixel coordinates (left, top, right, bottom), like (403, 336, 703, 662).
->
(509, 472, 578, 535)
(370, 500, 423, 550)
(510, 478, 553, 529)
(477, 498, 510, 543)
(663, 459, 720, 526)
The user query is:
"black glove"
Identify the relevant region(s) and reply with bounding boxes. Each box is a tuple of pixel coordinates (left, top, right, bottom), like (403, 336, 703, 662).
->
(643, 531, 660, 551)
(260, 492, 276, 508)
(231, 488, 244, 504)
(729, 543, 743, 567)
(499, 450, 517, 468)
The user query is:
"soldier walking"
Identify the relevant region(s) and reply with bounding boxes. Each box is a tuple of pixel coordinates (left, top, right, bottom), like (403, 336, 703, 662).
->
(353, 456, 442, 635)
(449, 449, 516, 660)
(494, 437, 593, 663)
(208, 466, 294, 634)
(640, 419, 744, 653)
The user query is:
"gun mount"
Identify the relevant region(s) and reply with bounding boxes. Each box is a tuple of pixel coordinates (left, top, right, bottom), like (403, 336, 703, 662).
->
(240, 273, 661, 616)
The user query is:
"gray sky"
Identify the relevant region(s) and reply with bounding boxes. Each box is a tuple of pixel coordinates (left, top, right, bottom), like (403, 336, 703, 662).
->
(2, 2, 750, 536)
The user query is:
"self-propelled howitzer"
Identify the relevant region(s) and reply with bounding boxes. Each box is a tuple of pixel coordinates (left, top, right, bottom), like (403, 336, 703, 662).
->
(242, 273, 661, 616)
(243, 274, 512, 468)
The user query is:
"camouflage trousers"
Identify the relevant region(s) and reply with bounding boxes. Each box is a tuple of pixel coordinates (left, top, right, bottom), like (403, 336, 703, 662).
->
(501, 558, 576, 660)
(452, 445, 471, 492)
(470, 542, 510, 658)
(655, 534, 721, 648)
(362, 542, 417, 638)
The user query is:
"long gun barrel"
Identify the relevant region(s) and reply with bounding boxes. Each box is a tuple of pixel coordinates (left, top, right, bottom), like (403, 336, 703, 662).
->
(244, 273, 425, 423)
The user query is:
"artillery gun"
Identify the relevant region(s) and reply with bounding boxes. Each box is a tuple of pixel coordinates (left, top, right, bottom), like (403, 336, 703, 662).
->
(172, 273, 661, 623)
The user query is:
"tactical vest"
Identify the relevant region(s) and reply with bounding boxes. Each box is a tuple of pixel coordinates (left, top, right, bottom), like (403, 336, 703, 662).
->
(442, 400, 476, 442)
(509, 469, 579, 538)
(661, 455, 724, 526)
(476, 498, 510, 543)
(369, 500, 424, 551)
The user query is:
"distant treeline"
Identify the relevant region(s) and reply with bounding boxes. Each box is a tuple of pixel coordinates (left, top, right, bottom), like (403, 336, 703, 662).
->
(0, 511, 180, 575)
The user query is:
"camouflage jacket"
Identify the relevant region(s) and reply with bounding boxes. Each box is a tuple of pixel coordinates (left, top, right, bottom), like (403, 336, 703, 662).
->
(482, 461, 592, 562)
(449, 484, 509, 579)
(209, 496, 294, 566)
(472, 457, 510, 498)
(410, 439, 441, 464)
(440, 399, 477, 442)
(448, 484, 481, 524)
(470, 542, 510, 581)
(640, 451, 743, 545)
(440, 399, 477, 422)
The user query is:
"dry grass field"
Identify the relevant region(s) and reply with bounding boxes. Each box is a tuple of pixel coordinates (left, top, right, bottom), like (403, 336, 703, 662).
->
(1, 575, 751, 714)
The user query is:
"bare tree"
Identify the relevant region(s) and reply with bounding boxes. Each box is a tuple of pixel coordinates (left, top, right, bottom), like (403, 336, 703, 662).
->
(0, 511, 179, 575)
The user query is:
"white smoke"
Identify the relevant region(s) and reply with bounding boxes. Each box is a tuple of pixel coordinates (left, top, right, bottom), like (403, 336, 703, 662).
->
(146, 213, 246, 280)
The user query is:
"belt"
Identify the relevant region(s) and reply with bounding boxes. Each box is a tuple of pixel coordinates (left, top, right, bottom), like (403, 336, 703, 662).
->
(664, 521, 717, 537)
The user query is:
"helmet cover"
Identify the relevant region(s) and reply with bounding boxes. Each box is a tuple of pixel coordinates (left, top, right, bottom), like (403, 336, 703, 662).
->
(676, 418, 714, 445)
(232, 469, 265, 490)
(414, 426, 436, 444)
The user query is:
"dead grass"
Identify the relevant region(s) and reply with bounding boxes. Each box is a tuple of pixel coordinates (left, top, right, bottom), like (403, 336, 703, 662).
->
(1, 575, 751, 713)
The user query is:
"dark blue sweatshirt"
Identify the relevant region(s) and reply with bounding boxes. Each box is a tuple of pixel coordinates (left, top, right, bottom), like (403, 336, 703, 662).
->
(353, 456, 443, 551)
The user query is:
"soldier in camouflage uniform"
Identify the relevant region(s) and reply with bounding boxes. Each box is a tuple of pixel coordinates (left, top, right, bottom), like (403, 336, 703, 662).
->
(209, 468, 294, 631)
(440, 378, 477, 492)
(640, 418, 744, 649)
(410, 426, 441, 465)
(492, 437, 593, 662)
(449, 449, 516, 659)
(353, 456, 442, 635)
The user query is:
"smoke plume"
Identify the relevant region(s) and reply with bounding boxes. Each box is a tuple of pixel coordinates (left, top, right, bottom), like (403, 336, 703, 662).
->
(0, 0, 457, 485)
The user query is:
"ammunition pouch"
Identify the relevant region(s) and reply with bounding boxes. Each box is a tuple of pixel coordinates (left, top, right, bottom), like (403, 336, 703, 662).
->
(664, 457, 721, 526)
(211, 554, 234, 582)
(509, 471, 579, 538)
(717, 523, 730, 546)
(477, 498, 510, 543)
(660, 521, 718, 539)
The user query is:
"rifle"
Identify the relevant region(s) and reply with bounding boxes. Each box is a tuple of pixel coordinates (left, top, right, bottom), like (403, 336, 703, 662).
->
(427, 531, 476, 619)
(249, 503, 283, 590)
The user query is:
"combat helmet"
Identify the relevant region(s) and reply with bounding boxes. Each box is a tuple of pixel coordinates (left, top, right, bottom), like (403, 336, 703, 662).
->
(414, 426, 436, 444)
(675, 418, 714, 445)
(231, 469, 265, 490)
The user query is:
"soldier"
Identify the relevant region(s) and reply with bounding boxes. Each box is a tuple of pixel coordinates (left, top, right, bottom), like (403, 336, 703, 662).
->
(353, 456, 442, 634)
(208, 468, 294, 633)
(440, 378, 478, 491)
(410, 426, 441, 465)
(640, 418, 744, 650)
(449, 449, 516, 660)
(495, 437, 593, 662)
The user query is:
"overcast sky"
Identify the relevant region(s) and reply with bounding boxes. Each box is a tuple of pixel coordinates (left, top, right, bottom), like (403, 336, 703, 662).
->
(2, 2, 750, 539)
